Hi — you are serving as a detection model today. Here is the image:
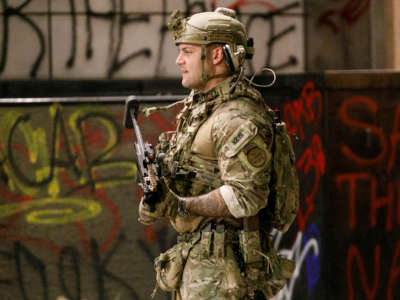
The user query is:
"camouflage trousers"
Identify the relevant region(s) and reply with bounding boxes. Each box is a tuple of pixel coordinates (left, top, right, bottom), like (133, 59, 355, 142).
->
(174, 227, 267, 300)
(176, 239, 245, 300)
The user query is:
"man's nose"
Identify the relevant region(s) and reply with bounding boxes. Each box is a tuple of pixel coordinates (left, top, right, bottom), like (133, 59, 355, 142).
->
(176, 53, 184, 65)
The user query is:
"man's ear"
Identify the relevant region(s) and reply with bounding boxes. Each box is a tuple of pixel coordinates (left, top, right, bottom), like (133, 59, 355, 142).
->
(212, 46, 225, 65)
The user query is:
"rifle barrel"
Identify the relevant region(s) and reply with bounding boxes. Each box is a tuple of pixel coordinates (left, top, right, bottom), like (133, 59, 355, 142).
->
(130, 109, 145, 149)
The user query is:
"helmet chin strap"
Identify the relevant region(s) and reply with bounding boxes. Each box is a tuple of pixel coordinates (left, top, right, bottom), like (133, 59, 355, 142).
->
(200, 45, 233, 86)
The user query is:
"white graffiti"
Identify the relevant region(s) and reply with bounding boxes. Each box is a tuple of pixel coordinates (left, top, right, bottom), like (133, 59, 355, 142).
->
(271, 228, 320, 300)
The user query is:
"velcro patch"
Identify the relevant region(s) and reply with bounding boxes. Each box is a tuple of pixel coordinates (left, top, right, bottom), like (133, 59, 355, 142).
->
(224, 120, 258, 157)
(246, 146, 267, 168)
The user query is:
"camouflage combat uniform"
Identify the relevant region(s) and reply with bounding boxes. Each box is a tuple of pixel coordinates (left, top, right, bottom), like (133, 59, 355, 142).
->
(156, 76, 275, 299)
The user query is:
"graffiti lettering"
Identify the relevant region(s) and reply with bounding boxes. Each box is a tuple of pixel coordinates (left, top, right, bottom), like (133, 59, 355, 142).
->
(283, 81, 322, 141)
(0, 105, 137, 262)
(0, 105, 136, 195)
(339, 98, 400, 172)
(0, 0, 45, 77)
(388, 241, 400, 300)
(283, 81, 325, 231)
(296, 134, 325, 231)
(245, 1, 300, 73)
(347, 242, 400, 300)
(4, 234, 140, 300)
(0, 0, 302, 78)
(347, 244, 380, 300)
(15, 241, 49, 300)
(336, 173, 400, 231)
(0, 197, 101, 225)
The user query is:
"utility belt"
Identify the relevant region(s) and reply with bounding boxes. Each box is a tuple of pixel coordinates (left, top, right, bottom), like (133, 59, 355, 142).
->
(154, 219, 296, 299)
(178, 221, 240, 259)
(177, 219, 266, 267)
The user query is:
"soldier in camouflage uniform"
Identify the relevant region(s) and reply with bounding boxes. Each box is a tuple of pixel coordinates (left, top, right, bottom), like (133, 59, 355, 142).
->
(139, 8, 294, 300)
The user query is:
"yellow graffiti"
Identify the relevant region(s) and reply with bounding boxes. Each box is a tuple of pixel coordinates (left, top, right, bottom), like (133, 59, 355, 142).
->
(0, 104, 137, 213)
(69, 106, 120, 185)
(0, 197, 102, 225)
(0, 111, 42, 195)
(92, 161, 137, 189)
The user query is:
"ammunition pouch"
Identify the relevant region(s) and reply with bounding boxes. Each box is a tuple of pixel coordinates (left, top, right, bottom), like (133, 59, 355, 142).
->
(238, 230, 295, 299)
(153, 232, 201, 295)
(154, 243, 184, 292)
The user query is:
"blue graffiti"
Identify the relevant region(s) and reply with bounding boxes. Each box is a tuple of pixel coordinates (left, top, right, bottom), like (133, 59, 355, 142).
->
(302, 223, 321, 299)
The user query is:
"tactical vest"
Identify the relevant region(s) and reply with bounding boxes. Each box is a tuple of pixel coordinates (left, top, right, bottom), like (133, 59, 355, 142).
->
(157, 78, 269, 199)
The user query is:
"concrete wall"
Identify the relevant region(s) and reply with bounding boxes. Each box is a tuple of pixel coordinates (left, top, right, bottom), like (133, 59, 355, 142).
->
(305, 0, 377, 71)
(0, 0, 304, 79)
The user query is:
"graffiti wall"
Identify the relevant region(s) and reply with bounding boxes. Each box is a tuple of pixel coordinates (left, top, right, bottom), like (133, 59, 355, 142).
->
(0, 101, 180, 300)
(326, 72, 400, 300)
(2, 71, 398, 300)
(265, 74, 325, 300)
(0, 74, 325, 300)
(0, 0, 304, 79)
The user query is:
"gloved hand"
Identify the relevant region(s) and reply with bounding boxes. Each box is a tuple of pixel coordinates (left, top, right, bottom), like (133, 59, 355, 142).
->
(138, 177, 179, 225)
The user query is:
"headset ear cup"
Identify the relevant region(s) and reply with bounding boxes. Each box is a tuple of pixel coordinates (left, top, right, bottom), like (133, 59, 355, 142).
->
(222, 45, 235, 73)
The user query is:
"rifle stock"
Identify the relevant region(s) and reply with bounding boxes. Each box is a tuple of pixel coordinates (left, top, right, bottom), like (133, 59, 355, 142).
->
(124, 96, 160, 211)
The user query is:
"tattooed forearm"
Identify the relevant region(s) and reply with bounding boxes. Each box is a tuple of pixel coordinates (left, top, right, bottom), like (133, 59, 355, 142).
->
(184, 188, 232, 217)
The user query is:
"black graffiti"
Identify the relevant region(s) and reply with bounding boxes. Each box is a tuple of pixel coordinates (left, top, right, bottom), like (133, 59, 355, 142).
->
(106, 0, 152, 77)
(63, 0, 153, 77)
(90, 233, 140, 300)
(3, 106, 134, 193)
(245, 1, 300, 73)
(0, 0, 302, 78)
(0, 250, 13, 286)
(66, 0, 77, 68)
(6, 233, 140, 300)
(15, 242, 49, 300)
(58, 247, 81, 300)
(0, 0, 46, 78)
(8, 111, 59, 187)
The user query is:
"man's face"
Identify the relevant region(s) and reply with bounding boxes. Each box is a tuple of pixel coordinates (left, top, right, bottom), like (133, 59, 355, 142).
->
(175, 43, 206, 90)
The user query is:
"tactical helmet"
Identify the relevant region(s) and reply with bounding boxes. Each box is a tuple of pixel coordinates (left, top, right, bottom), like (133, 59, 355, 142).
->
(168, 7, 254, 73)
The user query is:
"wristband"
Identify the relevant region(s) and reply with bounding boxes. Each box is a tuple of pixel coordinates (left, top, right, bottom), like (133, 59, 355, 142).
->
(178, 197, 190, 217)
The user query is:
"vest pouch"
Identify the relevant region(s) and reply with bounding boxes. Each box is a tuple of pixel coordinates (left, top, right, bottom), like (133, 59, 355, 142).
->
(153, 233, 201, 296)
(245, 247, 295, 299)
(154, 243, 185, 292)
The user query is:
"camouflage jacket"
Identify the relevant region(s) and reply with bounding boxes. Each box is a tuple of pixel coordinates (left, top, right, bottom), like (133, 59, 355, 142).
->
(157, 77, 274, 233)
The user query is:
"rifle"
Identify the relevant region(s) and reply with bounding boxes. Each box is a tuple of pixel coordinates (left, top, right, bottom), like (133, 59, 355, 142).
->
(124, 96, 161, 211)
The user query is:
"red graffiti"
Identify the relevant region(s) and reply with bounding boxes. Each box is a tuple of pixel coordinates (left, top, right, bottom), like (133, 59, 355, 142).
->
(339, 97, 400, 173)
(347, 244, 380, 300)
(283, 81, 325, 231)
(318, 10, 340, 33)
(347, 242, 400, 300)
(283, 81, 322, 141)
(388, 241, 400, 300)
(388, 104, 400, 172)
(59, 169, 121, 256)
(296, 134, 325, 231)
(82, 122, 108, 148)
(318, 0, 371, 33)
(336, 173, 400, 232)
(226, 0, 276, 10)
(211, 0, 277, 11)
(341, 0, 372, 24)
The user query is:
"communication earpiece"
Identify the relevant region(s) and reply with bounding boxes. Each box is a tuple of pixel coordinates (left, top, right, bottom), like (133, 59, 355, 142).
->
(222, 44, 246, 73)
